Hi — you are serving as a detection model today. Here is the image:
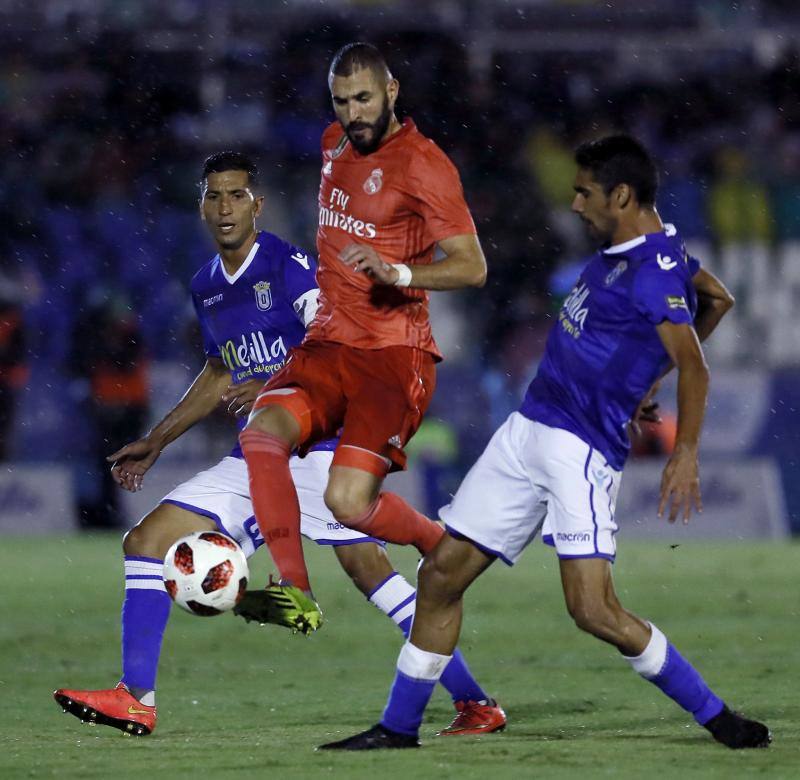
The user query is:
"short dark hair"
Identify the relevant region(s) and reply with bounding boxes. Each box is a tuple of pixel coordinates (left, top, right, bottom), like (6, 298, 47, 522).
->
(329, 42, 391, 83)
(201, 151, 259, 188)
(574, 135, 659, 206)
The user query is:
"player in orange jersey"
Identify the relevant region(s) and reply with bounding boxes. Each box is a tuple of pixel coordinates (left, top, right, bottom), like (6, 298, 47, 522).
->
(237, 42, 487, 634)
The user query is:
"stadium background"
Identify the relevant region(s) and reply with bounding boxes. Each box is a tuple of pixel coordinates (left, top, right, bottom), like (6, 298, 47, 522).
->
(0, 0, 798, 538)
(1, 3, 799, 777)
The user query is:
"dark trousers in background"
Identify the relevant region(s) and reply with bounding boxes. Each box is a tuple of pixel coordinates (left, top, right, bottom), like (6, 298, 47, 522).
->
(78, 403, 147, 530)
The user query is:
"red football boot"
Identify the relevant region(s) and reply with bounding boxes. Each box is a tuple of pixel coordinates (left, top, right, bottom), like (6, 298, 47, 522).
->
(437, 698, 507, 736)
(53, 682, 156, 736)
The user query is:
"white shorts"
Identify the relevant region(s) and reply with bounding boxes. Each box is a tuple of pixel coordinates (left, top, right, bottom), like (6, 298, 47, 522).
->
(160, 452, 381, 559)
(440, 413, 621, 564)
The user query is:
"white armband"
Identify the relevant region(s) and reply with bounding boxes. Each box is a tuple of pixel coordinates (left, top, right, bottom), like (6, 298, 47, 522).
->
(293, 289, 320, 328)
(393, 263, 412, 287)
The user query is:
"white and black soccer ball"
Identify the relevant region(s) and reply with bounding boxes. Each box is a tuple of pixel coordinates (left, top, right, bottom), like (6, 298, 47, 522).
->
(163, 531, 249, 616)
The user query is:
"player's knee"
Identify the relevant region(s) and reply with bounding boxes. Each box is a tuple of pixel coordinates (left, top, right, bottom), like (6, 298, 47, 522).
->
(566, 595, 617, 639)
(417, 551, 464, 605)
(122, 508, 179, 559)
(245, 403, 299, 446)
(324, 482, 372, 522)
(122, 518, 154, 557)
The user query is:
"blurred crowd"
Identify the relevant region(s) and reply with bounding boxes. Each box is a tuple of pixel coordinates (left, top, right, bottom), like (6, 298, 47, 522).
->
(2, 3, 799, 523)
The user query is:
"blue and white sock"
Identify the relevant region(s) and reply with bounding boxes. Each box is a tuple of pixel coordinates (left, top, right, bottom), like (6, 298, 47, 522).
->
(120, 556, 172, 706)
(381, 642, 451, 736)
(624, 622, 724, 725)
(369, 572, 488, 704)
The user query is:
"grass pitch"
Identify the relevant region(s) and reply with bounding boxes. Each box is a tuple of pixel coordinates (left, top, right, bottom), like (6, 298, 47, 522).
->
(1, 534, 798, 779)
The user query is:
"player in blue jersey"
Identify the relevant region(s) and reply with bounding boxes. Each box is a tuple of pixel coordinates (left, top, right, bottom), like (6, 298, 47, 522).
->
(321, 135, 771, 751)
(53, 151, 505, 737)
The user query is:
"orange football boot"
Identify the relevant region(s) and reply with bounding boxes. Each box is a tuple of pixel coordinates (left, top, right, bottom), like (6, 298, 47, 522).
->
(437, 698, 507, 736)
(53, 682, 156, 736)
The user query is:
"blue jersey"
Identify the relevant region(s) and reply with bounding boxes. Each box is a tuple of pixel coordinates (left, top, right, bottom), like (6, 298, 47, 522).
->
(520, 224, 700, 470)
(190, 230, 335, 458)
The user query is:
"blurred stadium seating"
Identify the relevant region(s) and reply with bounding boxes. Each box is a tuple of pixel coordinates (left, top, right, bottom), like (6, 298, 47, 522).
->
(0, 0, 798, 533)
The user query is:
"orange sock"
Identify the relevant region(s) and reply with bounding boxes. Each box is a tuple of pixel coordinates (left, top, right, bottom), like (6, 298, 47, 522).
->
(345, 492, 444, 555)
(239, 429, 310, 592)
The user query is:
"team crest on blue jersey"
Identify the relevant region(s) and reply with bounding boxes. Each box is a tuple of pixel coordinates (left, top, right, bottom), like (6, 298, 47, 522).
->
(604, 260, 628, 287)
(363, 168, 383, 195)
(253, 281, 272, 311)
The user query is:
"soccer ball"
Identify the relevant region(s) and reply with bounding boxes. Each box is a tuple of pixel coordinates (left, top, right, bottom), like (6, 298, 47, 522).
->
(163, 531, 249, 616)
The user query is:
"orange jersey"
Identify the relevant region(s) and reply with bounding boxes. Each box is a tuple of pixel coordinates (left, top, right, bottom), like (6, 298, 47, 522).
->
(308, 118, 476, 358)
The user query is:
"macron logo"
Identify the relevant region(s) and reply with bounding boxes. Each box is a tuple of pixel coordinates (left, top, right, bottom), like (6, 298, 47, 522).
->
(291, 252, 310, 270)
(556, 532, 591, 543)
(657, 253, 677, 271)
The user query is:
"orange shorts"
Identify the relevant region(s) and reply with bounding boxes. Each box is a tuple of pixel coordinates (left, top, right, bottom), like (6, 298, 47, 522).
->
(253, 340, 436, 473)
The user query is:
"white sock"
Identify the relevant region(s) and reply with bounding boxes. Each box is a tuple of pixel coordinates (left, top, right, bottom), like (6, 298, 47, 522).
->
(123, 558, 167, 592)
(138, 690, 156, 707)
(123, 683, 156, 706)
(397, 641, 451, 682)
(368, 572, 416, 627)
(623, 622, 668, 679)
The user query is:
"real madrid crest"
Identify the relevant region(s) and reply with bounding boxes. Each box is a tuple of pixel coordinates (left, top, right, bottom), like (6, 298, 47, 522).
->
(363, 168, 383, 195)
(254, 281, 272, 311)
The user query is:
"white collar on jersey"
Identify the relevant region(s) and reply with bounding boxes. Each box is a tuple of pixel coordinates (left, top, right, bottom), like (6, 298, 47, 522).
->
(603, 223, 675, 255)
(218, 241, 260, 284)
(603, 235, 647, 255)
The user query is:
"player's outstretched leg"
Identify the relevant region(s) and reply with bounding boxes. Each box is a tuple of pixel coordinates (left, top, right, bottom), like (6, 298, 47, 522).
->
(240, 403, 323, 633)
(560, 558, 771, 749)
(339, 542, 506, 735)
(319, 533, 494, 750)
(364, 564, 505, 736)
(54, 504, 214, 736)
(332, 488, 445, 557)
(625, 625, 771, 749)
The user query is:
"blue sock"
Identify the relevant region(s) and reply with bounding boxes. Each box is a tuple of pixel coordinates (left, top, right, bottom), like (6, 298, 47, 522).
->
(380, 643, 450, 736)
(651, 644, 725, 725)
(372, 574, 488, 704)
(120, 556, 172, 693)
(381, 672, 437, 736)
(626, 623, 724, 725)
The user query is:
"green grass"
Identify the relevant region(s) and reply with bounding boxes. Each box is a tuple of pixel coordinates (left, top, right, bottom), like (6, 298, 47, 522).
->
(1, 535, 798, 778)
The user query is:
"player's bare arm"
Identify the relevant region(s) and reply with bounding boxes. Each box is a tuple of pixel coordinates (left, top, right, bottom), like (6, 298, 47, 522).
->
(108, 357, 231, 491)
(654, 321, 709, 523)
(221, 378, 266, 417)
(339, 233, 487, 290)
(692, 267, 735, 342)
(634, 269, 733, 432)
(630, 380, 662, 436)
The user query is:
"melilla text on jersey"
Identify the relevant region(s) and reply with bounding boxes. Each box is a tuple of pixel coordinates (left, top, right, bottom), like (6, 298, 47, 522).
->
(219, 330, 288, 384)
(558, 282, 590, 340)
